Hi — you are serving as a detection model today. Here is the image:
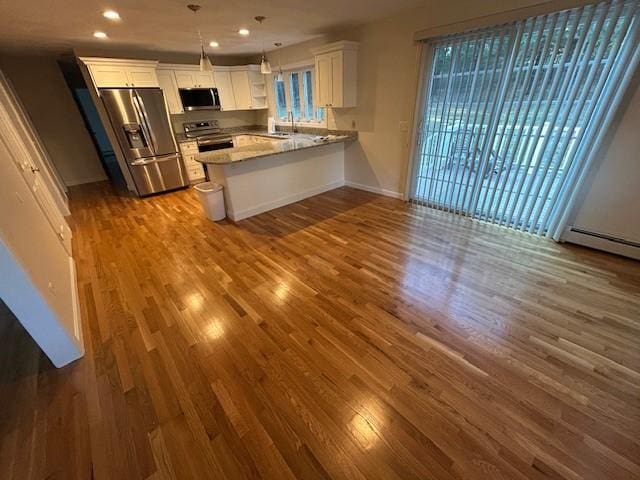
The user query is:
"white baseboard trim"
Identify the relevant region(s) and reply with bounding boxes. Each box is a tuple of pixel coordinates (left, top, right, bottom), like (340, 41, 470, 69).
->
(563, 228, 640, 261)
(228, 180, 345, 221)
(344, 180, 403, 199)
(65, 175, 108, 187)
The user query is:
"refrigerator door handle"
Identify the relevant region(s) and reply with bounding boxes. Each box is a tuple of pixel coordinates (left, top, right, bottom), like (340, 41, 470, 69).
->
(130, 153, 181, 166)
(132, 91, 157, 155)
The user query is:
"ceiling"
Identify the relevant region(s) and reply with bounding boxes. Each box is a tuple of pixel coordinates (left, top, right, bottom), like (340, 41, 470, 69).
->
(0, 0, 426, 56)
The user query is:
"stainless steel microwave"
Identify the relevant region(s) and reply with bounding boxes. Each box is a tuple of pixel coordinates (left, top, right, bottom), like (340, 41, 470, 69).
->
(178, 88, 221, 111)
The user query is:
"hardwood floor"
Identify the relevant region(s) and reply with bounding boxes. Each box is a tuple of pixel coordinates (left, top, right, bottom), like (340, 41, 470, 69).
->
(1, 182, 639, 480)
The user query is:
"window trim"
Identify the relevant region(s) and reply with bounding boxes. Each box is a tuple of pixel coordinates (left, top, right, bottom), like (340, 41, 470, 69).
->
(271, 63, 327, 127)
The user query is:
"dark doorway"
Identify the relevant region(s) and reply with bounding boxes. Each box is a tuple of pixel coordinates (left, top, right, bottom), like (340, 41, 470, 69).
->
(57, 57, 126, 189)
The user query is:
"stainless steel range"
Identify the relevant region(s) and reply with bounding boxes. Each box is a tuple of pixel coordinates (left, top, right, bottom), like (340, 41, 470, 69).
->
(183, 120, 234, 153)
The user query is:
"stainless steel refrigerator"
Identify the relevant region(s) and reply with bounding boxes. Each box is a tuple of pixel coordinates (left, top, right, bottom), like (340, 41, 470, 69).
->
(100, 88, 188, 196)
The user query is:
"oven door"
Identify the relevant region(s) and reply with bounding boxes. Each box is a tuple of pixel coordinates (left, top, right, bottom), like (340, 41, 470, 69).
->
(179, 88, 220, 111)
(197, 136, 234, 152)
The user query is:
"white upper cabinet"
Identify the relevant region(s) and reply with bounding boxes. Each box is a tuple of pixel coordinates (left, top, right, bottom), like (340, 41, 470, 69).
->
(156, 69, 183, 115)
(315, 54, 334, 107)
(147, 63, 268, 114)
(213, 70, 237, 111)
(174, 70, 215, 89)
(86, 64, 129, 88)
(230, 70, 252, 110)
(174, 71, 196, 88)
(195, 72, 216, 88)
(248, 70, 268, 109)
(79, 58, 160, 89)
(126, 67, 160, 87)
(311, 41, 358, 108)
(227, 66, 268, 111)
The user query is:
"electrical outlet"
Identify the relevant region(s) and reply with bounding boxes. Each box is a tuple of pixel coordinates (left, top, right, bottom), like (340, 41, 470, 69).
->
(399, 121, 409, 132)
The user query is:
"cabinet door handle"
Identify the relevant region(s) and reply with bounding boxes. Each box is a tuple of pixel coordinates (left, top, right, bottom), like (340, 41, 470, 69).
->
(30, 166, 40, 173)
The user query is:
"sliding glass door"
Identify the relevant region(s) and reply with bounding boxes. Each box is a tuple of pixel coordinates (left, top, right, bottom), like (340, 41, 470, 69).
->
(410, 0, 640, 236)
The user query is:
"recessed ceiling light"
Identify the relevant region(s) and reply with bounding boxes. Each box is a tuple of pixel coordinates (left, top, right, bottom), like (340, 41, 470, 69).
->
(93, 31, 108, 39)
(103, 10, 120, 20)
(209, 41, 219, 48)
(238, 28, 250, 36)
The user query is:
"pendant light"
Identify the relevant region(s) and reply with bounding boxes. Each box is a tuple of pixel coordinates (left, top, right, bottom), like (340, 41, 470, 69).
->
(255, 16, 271, 74)
(274, 42, 283, 81)
(187, 4, 213, 71)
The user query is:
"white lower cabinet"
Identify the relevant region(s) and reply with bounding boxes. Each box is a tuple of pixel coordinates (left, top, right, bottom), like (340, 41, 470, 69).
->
(179, 141, 205, 182)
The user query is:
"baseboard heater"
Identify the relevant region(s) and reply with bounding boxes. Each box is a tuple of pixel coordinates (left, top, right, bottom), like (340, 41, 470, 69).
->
(564, 227, 640, 260)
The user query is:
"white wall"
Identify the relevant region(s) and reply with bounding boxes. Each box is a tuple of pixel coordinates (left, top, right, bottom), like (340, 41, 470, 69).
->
(0, 54, 107, 186)
(568, 80, 640, 244)
(266, 0, 552, 197)
(0, 137, 83, 367)
(211, 142, 345, 221)
(266, 0, 640, 251)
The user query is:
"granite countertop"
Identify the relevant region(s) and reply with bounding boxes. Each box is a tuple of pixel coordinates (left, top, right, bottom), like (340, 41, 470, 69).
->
(194, 132, 355, 165)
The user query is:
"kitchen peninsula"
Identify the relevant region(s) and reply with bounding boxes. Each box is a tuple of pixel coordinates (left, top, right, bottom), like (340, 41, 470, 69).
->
(195, 132, 354, 221)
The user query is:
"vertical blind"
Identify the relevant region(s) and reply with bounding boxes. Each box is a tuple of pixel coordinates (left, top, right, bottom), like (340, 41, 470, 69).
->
(410, 0, 640, 238)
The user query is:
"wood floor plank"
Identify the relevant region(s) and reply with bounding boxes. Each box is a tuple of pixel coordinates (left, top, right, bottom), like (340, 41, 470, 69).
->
(1, 183, 639, 479)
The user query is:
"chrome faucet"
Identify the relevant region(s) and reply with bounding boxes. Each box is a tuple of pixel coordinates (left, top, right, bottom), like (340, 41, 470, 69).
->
(288, 111, 298, 134)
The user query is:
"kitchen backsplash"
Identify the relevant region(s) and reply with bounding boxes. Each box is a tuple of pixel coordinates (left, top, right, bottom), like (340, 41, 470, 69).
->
(170, 109, 267, 133)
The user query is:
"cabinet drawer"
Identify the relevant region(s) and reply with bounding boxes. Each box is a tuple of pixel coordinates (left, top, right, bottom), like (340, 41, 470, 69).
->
(182, 154, 200, 168)
(187, 165, 205, 181)
(189, 167, 205, 177)
(179, 142, 199, 154)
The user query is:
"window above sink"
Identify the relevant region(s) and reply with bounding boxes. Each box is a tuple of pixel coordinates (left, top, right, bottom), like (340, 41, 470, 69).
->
(273, 66, 326, 127)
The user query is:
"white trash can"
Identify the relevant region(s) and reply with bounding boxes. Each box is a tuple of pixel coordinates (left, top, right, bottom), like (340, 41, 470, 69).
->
(194, 182, 226, 221)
